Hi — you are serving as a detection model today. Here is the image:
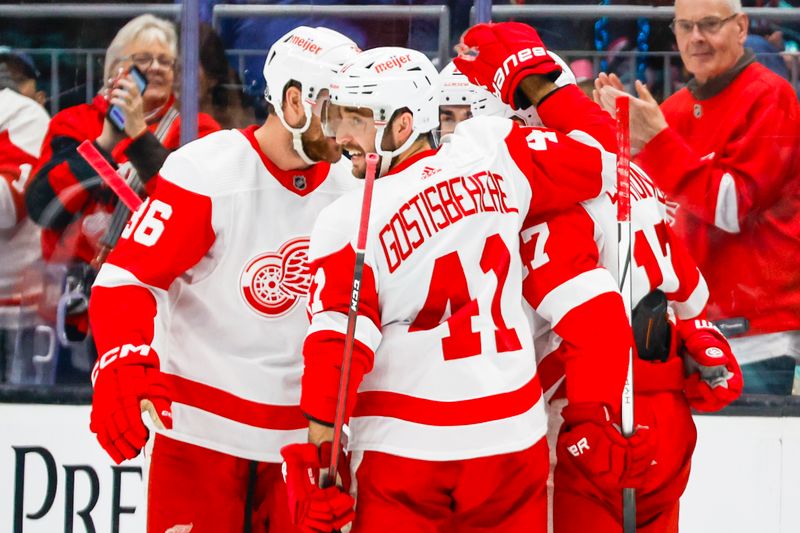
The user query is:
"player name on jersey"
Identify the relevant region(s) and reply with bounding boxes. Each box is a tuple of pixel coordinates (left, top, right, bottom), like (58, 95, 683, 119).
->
(610, 165, 667, 204)
(379, 170, 518, 272)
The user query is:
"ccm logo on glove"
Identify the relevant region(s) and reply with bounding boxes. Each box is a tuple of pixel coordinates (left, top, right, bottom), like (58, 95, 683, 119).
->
(91, 344, 152, 384)
(493, 47, 547, 96)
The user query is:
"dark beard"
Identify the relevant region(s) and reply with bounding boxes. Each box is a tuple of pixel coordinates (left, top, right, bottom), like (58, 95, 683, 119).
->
(300, 129, 341, 163)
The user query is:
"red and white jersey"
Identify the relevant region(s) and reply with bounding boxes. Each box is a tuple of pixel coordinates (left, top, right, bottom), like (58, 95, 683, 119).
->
(0, 89, 48, 325)
(523, 163, 709, 402)
(301, 116, 616, 461)
(89, 126, 356, 462)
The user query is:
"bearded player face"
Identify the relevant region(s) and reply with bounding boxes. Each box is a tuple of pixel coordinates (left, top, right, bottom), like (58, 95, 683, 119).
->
(323, 104, 381, 179)
(300, 112, 344, 164)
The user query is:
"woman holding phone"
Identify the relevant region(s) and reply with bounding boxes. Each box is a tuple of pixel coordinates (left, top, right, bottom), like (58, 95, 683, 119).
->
(23, 14, 219, 366)
(27, 14, 219, 268)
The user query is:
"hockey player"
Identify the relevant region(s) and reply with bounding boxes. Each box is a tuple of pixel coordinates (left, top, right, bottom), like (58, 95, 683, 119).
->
(0, 83, 49, 373)
(86, 26, 359, 532)
(437, 61, 474, 141)
(454, 21, 743, 532)
(280, 45, 651, 532)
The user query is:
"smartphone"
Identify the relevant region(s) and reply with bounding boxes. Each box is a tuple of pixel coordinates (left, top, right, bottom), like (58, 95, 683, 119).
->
(107, 65, 148, 132)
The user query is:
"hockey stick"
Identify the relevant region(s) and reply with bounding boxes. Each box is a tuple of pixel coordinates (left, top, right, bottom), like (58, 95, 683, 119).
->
(616, 96, 636, 533)
(326, 152, 380, 486)
(76, 140, 144, 212)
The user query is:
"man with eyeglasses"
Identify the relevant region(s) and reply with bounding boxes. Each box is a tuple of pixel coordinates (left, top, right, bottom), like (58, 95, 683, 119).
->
(595, 0, 800, 382)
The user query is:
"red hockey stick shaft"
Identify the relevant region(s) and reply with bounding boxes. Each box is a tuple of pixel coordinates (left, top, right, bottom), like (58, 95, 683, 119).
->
(616, 96, 637, 533)
(327, 153, 379, 481)
(77, 140, 143, 212)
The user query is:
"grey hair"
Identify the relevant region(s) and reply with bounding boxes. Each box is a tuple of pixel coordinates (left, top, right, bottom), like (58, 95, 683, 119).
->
(104, 14, 177, 80)
(725, 0, 743, 11)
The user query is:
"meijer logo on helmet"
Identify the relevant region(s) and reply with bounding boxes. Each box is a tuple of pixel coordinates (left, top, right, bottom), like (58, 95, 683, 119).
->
(289, 34, 322, 54)
(492, 47, 547, 97)
(375, 54, 412, 73)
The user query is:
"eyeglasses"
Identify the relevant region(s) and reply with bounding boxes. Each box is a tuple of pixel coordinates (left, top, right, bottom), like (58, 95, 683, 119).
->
(669, 14, 739, 36)
(125, 53, 176, 70)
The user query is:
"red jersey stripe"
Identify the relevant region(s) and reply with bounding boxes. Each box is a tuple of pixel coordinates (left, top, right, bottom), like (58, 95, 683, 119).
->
(352, 373, 542, 426)
(166, 373, 307, 431)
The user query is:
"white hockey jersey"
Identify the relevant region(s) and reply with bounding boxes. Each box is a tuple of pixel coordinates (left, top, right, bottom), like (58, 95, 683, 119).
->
(524, 163, 710, 401)
(301, 116, 616, 461)
(90, 126, 357, 461)
(0, 88, 48, 327)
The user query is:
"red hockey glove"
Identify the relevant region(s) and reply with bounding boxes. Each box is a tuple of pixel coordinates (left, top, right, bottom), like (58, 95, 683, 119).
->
(89, 346, 172, 464)
(557, 402, 655, 491)
(281, 442, 355, 533)
(454, 22, 561, 109)
(679, 319, 743, 412)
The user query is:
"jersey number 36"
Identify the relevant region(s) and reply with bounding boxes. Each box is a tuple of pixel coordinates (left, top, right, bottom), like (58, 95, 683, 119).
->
(121, 198, 173, 247)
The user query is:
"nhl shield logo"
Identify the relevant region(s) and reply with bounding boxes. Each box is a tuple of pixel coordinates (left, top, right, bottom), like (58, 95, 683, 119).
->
(293, 175, 307, 190)
(693, 103, 702, 119)
(239, 237, 312, 318)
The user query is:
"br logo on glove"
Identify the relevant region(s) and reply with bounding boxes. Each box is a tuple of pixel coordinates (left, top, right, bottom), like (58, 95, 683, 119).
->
(567, 437, 591, 457)
(240, 236, 311, 318)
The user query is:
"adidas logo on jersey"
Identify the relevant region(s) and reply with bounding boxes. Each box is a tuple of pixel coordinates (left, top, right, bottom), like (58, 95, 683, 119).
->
(420, 166, 441, 180)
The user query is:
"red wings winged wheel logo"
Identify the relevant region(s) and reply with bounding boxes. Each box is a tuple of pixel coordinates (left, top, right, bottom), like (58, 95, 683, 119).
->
(239, 237, 311, 318)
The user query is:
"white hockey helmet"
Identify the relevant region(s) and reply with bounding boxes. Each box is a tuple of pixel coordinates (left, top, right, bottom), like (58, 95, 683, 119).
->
(438, 61, 474, 107)
(327, 46, 440, 176)
(263, 26, 360, 165)
(471, 85, 541, 126)
(471, 52, 578, 126)
(549, 51, 578, 87)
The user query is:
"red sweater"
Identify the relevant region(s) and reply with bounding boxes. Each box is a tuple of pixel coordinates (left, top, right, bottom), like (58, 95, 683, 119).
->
(26, 94, 220, 264)
(637, 61, 800, 335)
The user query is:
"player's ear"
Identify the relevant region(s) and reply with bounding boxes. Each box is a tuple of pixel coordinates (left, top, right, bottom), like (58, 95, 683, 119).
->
(391, 110, 414, 146)
(282, 85, 306, 128)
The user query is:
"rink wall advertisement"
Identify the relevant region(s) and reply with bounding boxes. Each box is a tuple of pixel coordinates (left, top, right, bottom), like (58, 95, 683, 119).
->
(0, 404, 145, 533)
(2, 403, 800, 532)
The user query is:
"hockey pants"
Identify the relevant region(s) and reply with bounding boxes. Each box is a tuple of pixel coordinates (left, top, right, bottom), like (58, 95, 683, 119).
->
(550, 391, 697, 533)
(147, 433, 298, 533)
(350, 438, 549, 533)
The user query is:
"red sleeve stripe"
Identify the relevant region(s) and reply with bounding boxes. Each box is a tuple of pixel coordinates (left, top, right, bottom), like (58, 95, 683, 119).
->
(352, 373, 542, 427)
(669, 273, 708, 320)
(307, 310, 382, 352)
(165, 373, 307, 431)
(536, 267, 617, 327)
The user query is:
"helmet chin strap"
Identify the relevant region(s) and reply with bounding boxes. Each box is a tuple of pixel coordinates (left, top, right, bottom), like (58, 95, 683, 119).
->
(374, 125, 421, 178)
(276, 104, 316, 166)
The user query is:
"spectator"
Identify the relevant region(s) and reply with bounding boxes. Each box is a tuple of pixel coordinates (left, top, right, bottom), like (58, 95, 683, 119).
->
(0, 77, 49, 382)
(0, 49, 47, 107)
(27, 14, 219, 270)
(594, 0, 800, 372)
(198, 23, 254, 129)
(23, 14, 219, 371)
